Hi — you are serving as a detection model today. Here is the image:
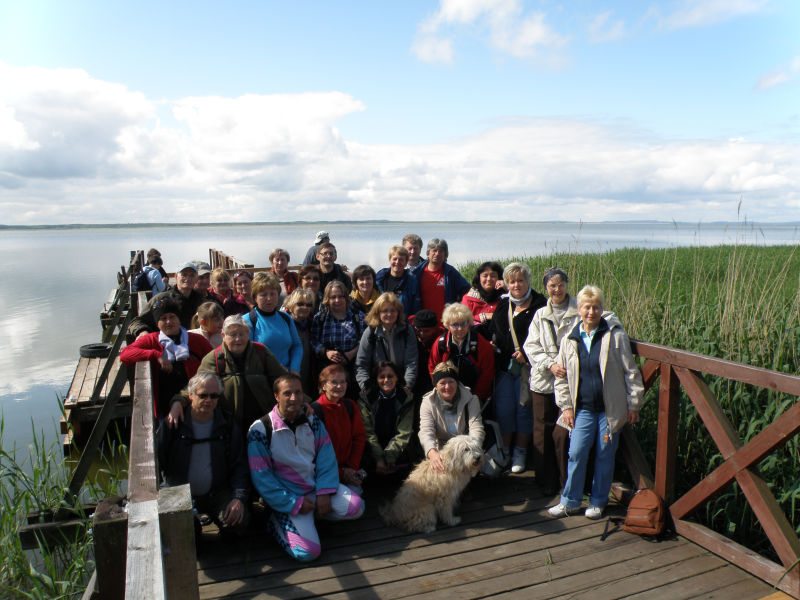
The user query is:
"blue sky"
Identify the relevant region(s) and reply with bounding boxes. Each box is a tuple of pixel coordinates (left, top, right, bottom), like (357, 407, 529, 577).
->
(0, 0, 798, 224)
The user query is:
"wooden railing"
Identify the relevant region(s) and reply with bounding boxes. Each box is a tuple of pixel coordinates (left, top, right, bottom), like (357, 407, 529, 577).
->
(628, 340, 800, 598)
(209, 248, 253, 270)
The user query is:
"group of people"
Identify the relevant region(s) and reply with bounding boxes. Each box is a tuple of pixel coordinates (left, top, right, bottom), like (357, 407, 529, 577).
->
(121, 231, 644, 562)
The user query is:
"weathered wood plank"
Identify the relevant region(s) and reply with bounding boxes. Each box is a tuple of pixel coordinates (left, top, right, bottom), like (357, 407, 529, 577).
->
(671, 398, 800, 518)
(622, 563, 768, 599)
(79, 358, 101, 401)
(199, 514, 604, 598)
(128, 361, 158, 504)
(93, 497, 127, 600)
(363, 538, 699, 600)
(631, 340, 800, 395)
(655, 363, 679, 501)
(159, 484, 199, 600)
(68, 358, 90, 399)
(674, 519, 800, 598)
(125, 499, 166, 599)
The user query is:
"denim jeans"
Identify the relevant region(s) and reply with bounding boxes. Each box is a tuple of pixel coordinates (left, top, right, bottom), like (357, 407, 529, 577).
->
(560, 409, 620, 509)
(493, 370, 533, 435)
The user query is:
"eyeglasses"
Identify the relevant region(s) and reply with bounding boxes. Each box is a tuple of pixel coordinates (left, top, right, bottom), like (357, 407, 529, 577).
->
(296, 302, 313, 307)
(196, 392, 220, 399)
(449, 321, 470, 328)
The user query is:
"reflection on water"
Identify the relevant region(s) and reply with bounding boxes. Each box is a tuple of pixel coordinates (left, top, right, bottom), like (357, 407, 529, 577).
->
(0, 220, 797, 449)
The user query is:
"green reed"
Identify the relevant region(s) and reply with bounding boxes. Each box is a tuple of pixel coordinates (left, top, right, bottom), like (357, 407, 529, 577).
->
(462, 244, 800, 558)
(0, 410, 129, 599)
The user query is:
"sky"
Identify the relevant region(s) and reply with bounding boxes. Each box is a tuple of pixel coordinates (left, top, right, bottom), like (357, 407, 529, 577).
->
(0, 0, 798, 225)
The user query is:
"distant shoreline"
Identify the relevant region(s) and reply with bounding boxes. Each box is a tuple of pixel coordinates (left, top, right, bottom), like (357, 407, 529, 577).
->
(2, 220, 797, 230)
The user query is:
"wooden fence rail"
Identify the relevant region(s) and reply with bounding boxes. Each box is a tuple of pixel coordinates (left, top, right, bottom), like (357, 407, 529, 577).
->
(629, 340, 800, 598)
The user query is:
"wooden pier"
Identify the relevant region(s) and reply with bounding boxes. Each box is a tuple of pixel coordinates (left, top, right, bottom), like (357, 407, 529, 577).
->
(68, 249, 799, 599)
(193, 471, 783, 600)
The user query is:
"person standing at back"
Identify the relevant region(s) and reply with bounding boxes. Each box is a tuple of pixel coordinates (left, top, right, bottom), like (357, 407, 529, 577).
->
(402, 234, 424, 276)
(317, 243, 353, 293)
(417, 238, 470, 324)
(303, 231, 329, 266)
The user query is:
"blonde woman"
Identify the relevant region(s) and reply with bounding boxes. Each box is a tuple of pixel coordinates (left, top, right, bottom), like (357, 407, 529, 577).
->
(548, 286, 644, 520)
(355, 292, 418, 392)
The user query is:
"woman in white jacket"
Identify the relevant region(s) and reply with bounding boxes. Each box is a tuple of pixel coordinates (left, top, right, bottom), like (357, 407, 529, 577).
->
(548, 285, 644, 520)
(523, 268, 580, 494)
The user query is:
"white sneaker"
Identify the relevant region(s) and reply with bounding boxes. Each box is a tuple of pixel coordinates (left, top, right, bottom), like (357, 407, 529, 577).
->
(510, 447, 527, 473)
(548, 503, 582, 518)
(585, 505, 604, 520)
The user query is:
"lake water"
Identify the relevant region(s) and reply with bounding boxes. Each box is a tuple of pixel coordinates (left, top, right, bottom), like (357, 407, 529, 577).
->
(1, 220, 797, 452)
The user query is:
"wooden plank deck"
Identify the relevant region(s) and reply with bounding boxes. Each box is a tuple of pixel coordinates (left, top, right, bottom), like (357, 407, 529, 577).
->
(62, 356, 133, 451)
(194, 471, 782, 599)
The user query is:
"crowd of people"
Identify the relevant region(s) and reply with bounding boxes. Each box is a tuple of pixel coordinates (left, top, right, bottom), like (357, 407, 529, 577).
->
(122, 232, 644, 562)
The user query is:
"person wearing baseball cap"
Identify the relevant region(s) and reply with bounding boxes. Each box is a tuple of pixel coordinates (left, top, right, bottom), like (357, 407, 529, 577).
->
(302, 230, 330, 266)
(130, 261, 207, 339)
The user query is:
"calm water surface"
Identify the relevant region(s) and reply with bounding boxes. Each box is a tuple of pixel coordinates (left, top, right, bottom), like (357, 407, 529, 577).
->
(1, 220, 797, 451)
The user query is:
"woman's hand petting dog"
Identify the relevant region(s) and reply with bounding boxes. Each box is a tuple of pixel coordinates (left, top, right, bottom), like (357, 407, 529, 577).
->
(427, 448, 445, 473)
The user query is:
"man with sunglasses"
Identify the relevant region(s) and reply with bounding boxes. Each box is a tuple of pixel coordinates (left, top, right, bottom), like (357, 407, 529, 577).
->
(157, 372, 251, 539)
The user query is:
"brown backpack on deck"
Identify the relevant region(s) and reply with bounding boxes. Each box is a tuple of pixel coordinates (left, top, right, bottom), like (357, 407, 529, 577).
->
(623, 488, 666, 536)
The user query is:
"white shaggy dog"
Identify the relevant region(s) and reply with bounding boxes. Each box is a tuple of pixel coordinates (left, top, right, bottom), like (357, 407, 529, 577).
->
(380, 435, 483, 533)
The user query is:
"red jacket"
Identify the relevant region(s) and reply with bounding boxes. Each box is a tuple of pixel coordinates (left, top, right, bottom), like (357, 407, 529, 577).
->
(461, 289, 499, 327)
(428, 330, 495, 402)
(314, 394, 366, 477)
(120, 330, 213, 417)
(273, 269, 299, 295)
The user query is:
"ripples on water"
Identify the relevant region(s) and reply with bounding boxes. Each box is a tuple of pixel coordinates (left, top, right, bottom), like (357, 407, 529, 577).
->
(1, 221, 797, 449)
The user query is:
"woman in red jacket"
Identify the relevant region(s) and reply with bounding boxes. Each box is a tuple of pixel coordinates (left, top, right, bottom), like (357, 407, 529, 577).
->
(313, 364, 367, 491)
(120, 297, 212, 418)
(428, 302, 495, 403)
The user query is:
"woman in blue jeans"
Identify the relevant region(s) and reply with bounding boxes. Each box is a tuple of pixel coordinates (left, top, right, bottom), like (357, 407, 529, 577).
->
(490, 262, 546, 473)
(548, 285, 644, 519)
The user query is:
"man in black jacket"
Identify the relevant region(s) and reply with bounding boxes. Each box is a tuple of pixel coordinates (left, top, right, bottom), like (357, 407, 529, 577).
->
(156, 372, 251, 536)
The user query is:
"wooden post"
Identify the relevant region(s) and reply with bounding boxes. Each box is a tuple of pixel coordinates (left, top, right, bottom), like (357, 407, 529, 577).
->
(125, 499, 166, 599)
(92, 497, 127, 600)
(158, 485, 199, 600)
(654, 363, 679, 501)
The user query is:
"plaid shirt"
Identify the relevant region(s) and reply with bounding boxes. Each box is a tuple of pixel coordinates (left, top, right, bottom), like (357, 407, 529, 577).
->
(310, 307, 365, 354)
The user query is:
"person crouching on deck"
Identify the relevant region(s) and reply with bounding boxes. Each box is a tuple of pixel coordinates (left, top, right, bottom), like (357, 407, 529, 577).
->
(120, 297, 212, 418)
(248, 374, 365, 562)
(313, 365, 367, 492)
(157, 372, 250, 538)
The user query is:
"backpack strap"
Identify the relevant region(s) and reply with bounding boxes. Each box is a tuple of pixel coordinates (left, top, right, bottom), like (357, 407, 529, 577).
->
(311, 398, 354, 424)
(258, 413, 273, 446)
(214, 347, 226, 378)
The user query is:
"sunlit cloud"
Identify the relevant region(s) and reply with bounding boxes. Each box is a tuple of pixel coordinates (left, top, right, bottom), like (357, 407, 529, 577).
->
(588, 11, 626, 43)
(756, 56, 800, 90)
(0, 62, 797, 225)
(657, 0, 771, 29)
(411, 0, 568, 64)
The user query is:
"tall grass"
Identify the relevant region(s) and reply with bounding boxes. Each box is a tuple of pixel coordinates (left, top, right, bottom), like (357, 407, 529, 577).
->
(463, 244, 800, 558)
(0, 412, 128, 599)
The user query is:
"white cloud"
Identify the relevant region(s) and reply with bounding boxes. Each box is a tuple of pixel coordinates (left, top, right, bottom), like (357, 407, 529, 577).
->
(658, 0, 771, 29)
(588, 11, 626, 43)
(411, 35, 454, 64)
(756, 56, 800, 90)
(411, 0, 567, 64)
(0, 64, 797, 224)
